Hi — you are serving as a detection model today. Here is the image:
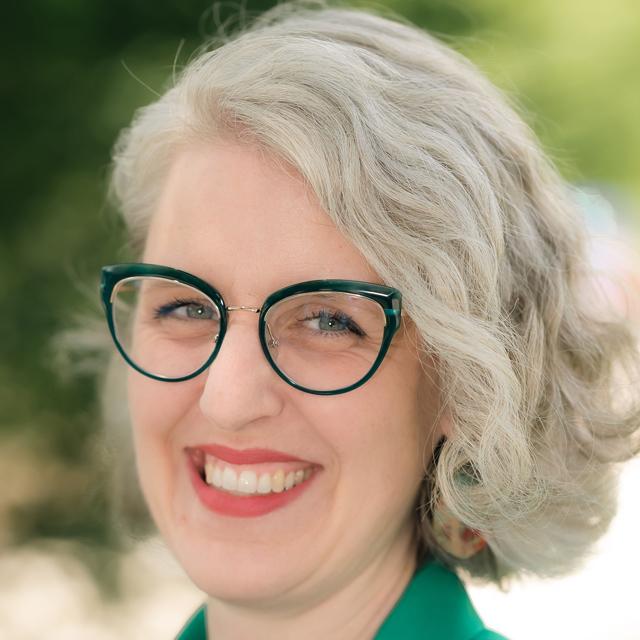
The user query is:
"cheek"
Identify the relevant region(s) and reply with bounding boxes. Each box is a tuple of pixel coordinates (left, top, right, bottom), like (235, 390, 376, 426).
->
(307, 373, 433, 570)
(319, 363, 433, 499)
(127, 372, 197, 437)
(126, 373, 200, 487)
(345, 356, 442, 494)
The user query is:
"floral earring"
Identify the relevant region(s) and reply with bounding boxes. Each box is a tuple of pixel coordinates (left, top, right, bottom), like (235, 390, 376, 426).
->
(425, 431, 487, 560)
(431, 498, 487, 559)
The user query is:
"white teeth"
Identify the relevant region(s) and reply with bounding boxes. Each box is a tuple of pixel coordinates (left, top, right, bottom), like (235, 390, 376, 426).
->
(222, 467, 238, 491)
(271, 469, 285, 493)
(257, 472, 271, 494)
(238, 470, 257, 494)
(213, 465, 223, 488)
(284, 471, 295, 490)
(201, 457, 314, 496)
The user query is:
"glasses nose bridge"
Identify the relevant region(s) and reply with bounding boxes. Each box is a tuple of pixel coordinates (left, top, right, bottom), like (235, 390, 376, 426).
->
(226, 305, 261, 314)
(224, 305, 280, 348)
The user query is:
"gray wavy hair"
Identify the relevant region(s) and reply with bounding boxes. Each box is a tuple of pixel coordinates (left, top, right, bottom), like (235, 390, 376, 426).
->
(108, 0, 640, 582)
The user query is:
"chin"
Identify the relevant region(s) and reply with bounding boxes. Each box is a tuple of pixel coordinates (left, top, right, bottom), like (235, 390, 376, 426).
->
(153, 496, 304, 604)
(173, 534, 308, 604)
(144, 453, 339, 604)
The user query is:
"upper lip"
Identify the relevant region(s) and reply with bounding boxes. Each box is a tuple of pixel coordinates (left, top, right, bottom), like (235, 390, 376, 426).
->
(189, 444, 311, 465)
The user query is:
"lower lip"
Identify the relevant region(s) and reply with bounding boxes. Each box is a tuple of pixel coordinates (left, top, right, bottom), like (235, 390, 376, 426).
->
(187, 456, 318, 518)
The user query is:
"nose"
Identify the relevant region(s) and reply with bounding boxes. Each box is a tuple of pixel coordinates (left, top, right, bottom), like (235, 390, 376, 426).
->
(198, 316, 285, 431)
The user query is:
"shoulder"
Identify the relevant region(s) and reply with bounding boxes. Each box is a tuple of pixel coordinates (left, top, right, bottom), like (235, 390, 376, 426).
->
(374, 561, 509, 640)
(174, 563, 510, 640)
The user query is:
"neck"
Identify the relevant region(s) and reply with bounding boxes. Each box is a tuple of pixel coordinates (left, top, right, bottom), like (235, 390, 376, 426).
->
(205, 533, 417, 640)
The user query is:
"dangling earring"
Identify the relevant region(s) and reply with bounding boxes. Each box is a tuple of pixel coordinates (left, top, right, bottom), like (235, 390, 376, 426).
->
(425, 436, 486, 560)
(431, 498, 487, 560)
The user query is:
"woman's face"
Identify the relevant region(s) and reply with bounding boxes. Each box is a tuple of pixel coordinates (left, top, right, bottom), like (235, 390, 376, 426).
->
(129, 140, 446, 605)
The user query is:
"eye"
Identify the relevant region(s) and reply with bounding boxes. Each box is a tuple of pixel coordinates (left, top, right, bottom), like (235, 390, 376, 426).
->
(154, 298, 218, 321)
(302, 309, 365, 337)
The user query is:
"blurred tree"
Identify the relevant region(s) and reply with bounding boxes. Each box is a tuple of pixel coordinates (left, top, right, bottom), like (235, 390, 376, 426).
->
(389, 0, 640, 199)
(1, 0, 280, 553)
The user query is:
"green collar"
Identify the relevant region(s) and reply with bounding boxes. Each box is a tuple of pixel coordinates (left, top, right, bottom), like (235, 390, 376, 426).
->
(374, 561, 503, 639)
(176, 605, 206, 640)
(175, 560, 505, 639)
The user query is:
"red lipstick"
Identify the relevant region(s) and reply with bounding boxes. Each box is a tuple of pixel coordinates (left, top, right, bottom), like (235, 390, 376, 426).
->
(185, 446, 319, 518)
(194, 444, 307, 465)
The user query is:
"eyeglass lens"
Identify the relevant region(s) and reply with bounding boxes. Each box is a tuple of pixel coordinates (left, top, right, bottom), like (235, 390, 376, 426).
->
(111, 277, 388, 392)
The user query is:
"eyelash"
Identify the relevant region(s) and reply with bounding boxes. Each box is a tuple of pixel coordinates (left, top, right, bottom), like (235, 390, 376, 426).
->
(300, 308, 366, 337)
(153, 298, 211, 318)
(152, 300, 366, 337)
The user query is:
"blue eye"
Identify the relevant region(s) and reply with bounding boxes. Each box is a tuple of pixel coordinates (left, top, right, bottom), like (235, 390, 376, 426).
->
(154, 298, 218, 321)
(303, 309, 365, 337)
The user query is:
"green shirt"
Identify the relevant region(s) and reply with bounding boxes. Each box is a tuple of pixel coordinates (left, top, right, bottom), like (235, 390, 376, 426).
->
(175, 560, 506, 639)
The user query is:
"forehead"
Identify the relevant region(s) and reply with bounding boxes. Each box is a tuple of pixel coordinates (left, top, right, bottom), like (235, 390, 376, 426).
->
(143, 141, 381, 300)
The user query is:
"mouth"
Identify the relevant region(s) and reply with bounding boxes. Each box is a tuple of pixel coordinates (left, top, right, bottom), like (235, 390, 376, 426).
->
(186, 445, 321, 518)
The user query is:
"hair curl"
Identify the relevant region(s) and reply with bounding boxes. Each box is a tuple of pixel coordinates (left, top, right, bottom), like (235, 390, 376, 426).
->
(108, 0, 640, 582)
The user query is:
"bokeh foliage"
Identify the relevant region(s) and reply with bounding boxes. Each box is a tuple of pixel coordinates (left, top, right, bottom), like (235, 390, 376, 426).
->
(1, 0, 638, 560)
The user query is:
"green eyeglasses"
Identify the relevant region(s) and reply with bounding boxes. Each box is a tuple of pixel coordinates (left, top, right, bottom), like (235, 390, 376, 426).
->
(100, 263, 402, 395)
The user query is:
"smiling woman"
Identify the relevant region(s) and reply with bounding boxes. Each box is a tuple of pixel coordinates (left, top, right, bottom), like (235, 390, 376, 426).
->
(97, 1, 640, 638)
(120, 141, 440, 629)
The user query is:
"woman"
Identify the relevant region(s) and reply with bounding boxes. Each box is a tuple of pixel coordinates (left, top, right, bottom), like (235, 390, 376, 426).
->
(99, 2, 640, 638)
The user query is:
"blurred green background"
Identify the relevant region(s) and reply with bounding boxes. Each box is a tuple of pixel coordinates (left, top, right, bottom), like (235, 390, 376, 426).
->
(2, 0, 639, 598)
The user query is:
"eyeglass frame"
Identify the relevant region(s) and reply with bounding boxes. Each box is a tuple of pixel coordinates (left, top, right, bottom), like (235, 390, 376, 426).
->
(100, 263, 403, 396)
